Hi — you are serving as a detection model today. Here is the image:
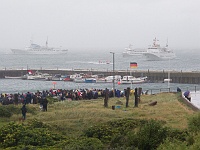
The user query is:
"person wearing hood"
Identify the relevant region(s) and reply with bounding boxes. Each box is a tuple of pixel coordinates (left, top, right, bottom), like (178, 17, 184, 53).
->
(184, 91, 191, 101)
(21, 104, 27, 120)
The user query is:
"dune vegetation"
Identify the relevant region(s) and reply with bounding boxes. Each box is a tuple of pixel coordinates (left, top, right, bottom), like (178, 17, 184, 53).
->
(0, 92, 200, 150)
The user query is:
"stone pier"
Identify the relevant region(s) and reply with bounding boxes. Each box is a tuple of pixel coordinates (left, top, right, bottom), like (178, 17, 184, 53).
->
(0, 69, 200, 84)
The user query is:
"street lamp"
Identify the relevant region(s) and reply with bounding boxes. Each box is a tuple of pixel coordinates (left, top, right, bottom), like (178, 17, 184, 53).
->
(110, 52, 115, 97)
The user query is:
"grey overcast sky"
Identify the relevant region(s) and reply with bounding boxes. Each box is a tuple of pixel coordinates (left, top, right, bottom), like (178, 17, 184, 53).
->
(0, 0, 200, 51)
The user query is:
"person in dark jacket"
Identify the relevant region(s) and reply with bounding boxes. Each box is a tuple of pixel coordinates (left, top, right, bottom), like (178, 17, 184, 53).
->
(42, 97, 48, 111)
(21, 104, 27, 120)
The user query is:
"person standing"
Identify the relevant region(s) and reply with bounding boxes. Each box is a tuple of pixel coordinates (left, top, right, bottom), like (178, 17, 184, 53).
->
(42, 97, 48, 111)
(21, 104, 27, 120)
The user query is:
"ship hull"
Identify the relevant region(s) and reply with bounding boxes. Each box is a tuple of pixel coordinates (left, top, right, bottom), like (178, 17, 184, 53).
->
(11, 48, 68, 55)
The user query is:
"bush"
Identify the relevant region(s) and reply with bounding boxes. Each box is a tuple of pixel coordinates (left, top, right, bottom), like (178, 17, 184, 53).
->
(188, 113, 200, 133)
(0, 105, 37, 118)
(157, 138, 188, 150)
(107, 118, 149, 134)
(0, 106, 12, 117)
(0, 120, 64, 149)
(83, 124, 119, 143)
(63, 138, 103, 150)
(167, 128, 188, 142)
(189, 133, 200, 149)
(133, 119, 168, 150)
(83, 118, 168, 149)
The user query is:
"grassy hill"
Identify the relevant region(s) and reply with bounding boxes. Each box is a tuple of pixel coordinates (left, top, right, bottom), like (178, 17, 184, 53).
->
(0, 92, 200, 149)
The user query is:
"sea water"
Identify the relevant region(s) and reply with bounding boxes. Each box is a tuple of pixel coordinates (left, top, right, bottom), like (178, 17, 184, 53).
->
(1, 48, 200, 109)
(0, 49, 200, 94)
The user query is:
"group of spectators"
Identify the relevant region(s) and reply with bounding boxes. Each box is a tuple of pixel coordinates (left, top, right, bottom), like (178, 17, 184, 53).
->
(0, 88, 133, 106)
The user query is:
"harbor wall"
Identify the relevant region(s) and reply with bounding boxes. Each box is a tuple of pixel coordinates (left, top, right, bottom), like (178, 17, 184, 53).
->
(0, 69, 200, 84)
(181, 93, 199, 111)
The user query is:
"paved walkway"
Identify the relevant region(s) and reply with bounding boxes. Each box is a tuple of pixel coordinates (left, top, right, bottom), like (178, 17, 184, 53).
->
(191, 91, 200, 109)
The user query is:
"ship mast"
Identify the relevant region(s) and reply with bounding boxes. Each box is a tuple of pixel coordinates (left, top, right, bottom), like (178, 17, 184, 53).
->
(46, 37, 48, 48)
(166, 38, 168, 47)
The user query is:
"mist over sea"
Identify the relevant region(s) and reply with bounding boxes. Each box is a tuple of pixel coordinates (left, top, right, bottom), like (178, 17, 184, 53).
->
(0, 48, 200, 72)
(0, 48, 200, 94)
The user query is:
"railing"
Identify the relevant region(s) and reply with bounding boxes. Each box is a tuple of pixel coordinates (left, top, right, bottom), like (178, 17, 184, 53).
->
(147, 86, 200, 95)
(148, 88, 171, 95)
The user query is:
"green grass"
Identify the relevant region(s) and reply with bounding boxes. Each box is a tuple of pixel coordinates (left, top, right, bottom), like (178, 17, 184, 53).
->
(0, 92, 197, 137)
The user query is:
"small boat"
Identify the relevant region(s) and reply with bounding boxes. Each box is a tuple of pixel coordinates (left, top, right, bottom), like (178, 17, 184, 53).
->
(96, 75, 121, 83)
(63, 75, 73, 81)
(23, 70, 52, 80)
(52, 74, 62, 81)
(120, 76, 147, 84)
(74, 77, 85, 83)
(164, 78, 172, 82)
(4, 76, 22, 79)
(73, 77, 96, 83)
(85, 78, 96, 83)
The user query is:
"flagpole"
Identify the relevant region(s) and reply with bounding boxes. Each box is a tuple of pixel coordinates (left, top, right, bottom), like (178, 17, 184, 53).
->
(110, 52, 115, 97)
(130, 62, 138, 90)
(130, 68, 133, 89)
(168, 58, 170, 89)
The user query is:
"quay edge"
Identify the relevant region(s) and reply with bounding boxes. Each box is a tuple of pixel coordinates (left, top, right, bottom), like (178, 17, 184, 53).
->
(0, 69, 200, 84)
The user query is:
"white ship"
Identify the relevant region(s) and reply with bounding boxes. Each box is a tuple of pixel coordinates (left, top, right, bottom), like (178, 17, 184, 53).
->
(120, 76, 147, 84)
(122, 44, 147, 57)
(143, 38, 176, 61)
(11, 39, 68, 54)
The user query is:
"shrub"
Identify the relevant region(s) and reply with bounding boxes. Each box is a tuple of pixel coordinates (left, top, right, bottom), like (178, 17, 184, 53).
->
(157, 138, 188, 150)
(0, 106, 13, 117)
(83, 124, 119, 143)
(63, 138, 103, 150)
(0, 105, 37, 118)
(167, 128, 188, 142)
(188, 113, 200, 133)
(0, 120, 64, 149)
(133, 119, 168, 150)
(189, 133, 200, 149)
(107, 118, 149, 134)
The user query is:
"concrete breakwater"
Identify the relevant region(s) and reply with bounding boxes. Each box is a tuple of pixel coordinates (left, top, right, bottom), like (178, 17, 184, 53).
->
(1, 69, 200, 84)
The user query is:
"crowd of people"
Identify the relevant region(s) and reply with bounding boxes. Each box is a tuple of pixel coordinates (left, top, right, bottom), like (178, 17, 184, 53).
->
(0, 88, 133, 106)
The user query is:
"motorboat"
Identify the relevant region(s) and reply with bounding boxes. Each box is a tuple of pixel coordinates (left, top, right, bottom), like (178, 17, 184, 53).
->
(63, 75, 74, 81)
(4, 76, 22, 79)
(85, 78, 96, 83)
(143, 38, 176, 61)
(105, 75, 121, 82)
(122, 44, 147, 57)
(70, 73, 84, 82)
(52, 74, 62, 81)
(73, 77, 96, 83)
(73, 77, 85, 83)
(120, 76, 147, 84)
(96, 75, 121, 83)
(22, 71, 52, 80)
(11, 39, 68, 55)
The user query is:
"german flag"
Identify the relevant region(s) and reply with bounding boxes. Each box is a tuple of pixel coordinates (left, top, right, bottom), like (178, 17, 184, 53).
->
(130, 62, 137, 68)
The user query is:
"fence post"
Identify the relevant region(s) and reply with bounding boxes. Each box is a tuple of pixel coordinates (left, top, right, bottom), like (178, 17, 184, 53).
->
(126, 87, 130, 108)
(134, 88, 138, 107)
(104, 88, 109, 108)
